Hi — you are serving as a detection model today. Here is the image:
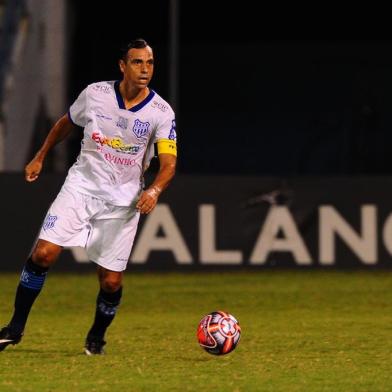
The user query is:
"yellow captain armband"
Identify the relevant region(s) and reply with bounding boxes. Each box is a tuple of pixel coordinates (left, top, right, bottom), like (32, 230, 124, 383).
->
(157, 139, 177, 156)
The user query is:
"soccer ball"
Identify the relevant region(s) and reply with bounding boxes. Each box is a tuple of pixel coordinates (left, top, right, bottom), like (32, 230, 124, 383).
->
(197, 310, 241, 355)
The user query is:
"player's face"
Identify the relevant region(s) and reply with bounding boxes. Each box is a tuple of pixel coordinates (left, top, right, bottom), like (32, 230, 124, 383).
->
(120, 46, 154, 89)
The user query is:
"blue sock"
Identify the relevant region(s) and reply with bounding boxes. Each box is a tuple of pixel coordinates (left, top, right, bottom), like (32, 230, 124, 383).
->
(9, 257, 48, 333)
(87, 287, 122, 340)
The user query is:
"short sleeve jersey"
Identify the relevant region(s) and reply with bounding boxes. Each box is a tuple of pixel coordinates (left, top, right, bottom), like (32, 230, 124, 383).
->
(65, 81, 177, 206)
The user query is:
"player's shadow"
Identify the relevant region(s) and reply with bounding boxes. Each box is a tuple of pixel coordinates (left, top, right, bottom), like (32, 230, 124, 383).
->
(4, 348, 81, 357)
(175, 355, 220, 362)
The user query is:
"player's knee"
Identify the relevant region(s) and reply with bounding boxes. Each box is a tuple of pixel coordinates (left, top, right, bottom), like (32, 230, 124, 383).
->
(32, 246, 58, 268)
(101, 277, 122, 293)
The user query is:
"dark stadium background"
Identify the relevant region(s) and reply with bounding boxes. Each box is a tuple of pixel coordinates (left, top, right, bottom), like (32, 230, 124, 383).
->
(67, 2, 392, 176)
(2, 1, 392, 270)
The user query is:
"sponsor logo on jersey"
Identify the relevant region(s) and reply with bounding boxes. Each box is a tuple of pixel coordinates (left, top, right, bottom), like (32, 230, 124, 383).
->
(168, 120, 177, 140)
(132, 119, 150, 138)
(104, 152, 136, 166)
(151, 100, 168, 112)
(116, 116, 129, 130)
(43, 214, 58, 230)
(92, 84, 111, 94)
(96, 113, 112, 121)
(92, 131, 140, 154)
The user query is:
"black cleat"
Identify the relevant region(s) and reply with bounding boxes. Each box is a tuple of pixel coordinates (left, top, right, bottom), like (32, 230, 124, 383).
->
(0, 326, 23, 352)
(84, 336, 106, 355)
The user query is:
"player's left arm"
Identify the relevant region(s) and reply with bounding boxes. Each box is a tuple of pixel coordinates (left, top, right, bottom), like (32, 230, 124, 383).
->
(136, 139, 177, 214)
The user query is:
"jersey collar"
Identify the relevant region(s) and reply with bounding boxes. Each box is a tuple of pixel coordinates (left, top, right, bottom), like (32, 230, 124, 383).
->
(114, 80, 155, 112)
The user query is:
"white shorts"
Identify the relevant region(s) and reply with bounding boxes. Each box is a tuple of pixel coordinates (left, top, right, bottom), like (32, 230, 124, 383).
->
(38, 185, 140, 271)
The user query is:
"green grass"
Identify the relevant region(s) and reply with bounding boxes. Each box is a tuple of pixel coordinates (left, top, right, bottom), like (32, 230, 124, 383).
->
(1, 270, 392, 391)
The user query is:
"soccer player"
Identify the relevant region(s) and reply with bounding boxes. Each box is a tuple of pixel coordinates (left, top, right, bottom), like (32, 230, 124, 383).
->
(0, 38, 177, 355)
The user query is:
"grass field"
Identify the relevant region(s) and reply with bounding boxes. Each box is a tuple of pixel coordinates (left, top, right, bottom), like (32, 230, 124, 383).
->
(1, 270, 392, 391)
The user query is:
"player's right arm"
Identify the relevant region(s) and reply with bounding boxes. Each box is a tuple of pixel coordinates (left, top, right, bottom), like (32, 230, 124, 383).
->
(25, 114, 75, 182)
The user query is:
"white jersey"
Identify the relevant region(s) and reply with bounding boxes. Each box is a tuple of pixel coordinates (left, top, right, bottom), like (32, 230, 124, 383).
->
(66, 81, 176, 206)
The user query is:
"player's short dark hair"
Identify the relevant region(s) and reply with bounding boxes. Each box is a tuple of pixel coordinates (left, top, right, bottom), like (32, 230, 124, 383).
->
(120, 38, 149, 60)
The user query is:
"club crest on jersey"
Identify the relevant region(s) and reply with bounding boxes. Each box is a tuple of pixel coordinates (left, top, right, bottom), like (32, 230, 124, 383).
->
(132, 119, 150, 138)
(43, 214, 57, 230)
(168, 120, 177, 140)
(116, 116, 128, 130)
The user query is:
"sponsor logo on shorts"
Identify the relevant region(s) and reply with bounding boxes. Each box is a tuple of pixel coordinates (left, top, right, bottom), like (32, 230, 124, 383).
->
(43, 214, 58, 230)
(132, 119, 150, 138)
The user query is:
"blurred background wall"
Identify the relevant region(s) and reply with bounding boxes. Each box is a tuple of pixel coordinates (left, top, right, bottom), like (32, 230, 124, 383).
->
(1, 1, 392, 269)
(0, 0, 66, 171)
(1, 0, 392, 176)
